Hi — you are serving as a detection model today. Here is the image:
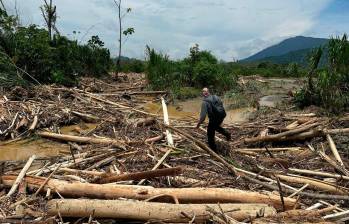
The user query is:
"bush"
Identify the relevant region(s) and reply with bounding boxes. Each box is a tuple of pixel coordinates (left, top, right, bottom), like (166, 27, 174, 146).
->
(120, 59, 145, 73)
(145, 44, 237, 98)
(0, 10, 112, 87)
(295, 34, 349, 113)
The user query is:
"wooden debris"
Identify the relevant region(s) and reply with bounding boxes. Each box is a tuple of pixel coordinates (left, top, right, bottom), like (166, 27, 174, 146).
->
(1, 175, 297, 210)
(47, 199, 276, 222)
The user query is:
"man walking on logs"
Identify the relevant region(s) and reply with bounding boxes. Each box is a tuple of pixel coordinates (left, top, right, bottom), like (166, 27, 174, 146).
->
(196, 87, 231, 152)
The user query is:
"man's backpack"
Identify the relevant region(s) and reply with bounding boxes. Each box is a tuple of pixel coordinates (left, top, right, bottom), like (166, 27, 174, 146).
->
(204, 95, 226, 120)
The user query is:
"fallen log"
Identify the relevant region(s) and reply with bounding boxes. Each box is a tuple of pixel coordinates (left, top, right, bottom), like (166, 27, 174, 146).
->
(326, 134, 344, 167)
(96, 167, 183, 184)
(234, 147, 303, 153)
(145, 134, 164, 144)
(275, 174, 348, 195)
(288, 168, 349, 181)
(4, 155, 36, 198)
(47, 199, 276, 222)
(244, 122, 320, 143)
(1, 176, 297, 210)
(37, 131, 125, 147)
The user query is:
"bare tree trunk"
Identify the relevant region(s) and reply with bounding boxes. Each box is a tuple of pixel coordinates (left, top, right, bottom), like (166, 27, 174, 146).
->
(48, 0, 52, 41)
(116, 0, 122, 78)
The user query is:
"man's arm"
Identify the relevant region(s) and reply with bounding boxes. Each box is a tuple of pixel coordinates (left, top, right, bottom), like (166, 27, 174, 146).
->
(196, 101, 207, 128)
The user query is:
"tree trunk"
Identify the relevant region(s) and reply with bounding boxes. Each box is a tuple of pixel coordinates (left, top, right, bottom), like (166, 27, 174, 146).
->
(1, 175, 297, 211)
(37, 131, 125, 147)
(116, 0, 122, 78)
(47, 199, 276, 222)
(96, 167, 183, 184)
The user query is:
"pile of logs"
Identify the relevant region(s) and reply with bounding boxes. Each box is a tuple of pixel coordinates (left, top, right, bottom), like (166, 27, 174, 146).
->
(1, 75, 349, 223)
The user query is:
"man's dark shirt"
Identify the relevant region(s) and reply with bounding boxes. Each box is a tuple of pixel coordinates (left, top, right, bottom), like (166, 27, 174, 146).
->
(198, 95, 222, 123)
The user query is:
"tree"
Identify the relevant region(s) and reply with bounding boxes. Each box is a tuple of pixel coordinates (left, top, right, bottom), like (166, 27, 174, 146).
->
(40, 0, 59, 41)
(113, 0, 134, 77)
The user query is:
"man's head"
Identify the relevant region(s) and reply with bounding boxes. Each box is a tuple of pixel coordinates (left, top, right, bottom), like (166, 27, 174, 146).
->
(202, 87, 210, 97)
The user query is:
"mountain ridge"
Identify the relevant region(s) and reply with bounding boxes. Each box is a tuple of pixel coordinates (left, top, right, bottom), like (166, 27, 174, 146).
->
(242, 36, 329, 63)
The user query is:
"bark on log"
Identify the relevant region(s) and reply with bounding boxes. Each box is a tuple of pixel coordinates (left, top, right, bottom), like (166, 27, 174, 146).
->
(1, 176, 297, 210)
(96, 167, 183, 184)
(47, 199, 276, 222)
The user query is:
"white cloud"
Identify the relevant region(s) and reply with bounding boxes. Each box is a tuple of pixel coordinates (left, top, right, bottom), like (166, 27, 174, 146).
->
(4, 0, 333, 60)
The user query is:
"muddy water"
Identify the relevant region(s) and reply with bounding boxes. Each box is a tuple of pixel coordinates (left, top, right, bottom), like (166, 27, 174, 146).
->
(0, 123, 97, 161)
(0, 139, 69, 161)
(143, 97, 255, 124)
(259, 95, 288, 107)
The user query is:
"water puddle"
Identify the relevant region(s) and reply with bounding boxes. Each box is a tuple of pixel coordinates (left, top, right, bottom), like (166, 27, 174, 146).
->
(0, 123, 98, 161)
(60, 123, 98, 135)
(0, 138, 69, 161)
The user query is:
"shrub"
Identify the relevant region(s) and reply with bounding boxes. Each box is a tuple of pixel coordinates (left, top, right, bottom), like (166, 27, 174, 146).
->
(295, 34, 349, 113)
(0, 10, 112, 87)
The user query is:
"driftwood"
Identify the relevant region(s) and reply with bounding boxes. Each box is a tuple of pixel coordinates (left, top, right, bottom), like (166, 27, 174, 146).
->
(47, 199, 276, 222)
(145, 134, 164, 143)
(308, 144, 349, 176)
(235, 147, 303, 153)
(288, 168, 349, 181)
(165, 125, 237, 176)
(96, 167, 183, 184)
(71, 111, 99, 123)
(275, 174, 348, 195)
(5, 155, 36, 198)
(326, 134, 344, 167)
(37, 131, 125, 147)
(1, 176, 297, 210)
(138, 98, 174, 185)
(244, 122, 320, 143)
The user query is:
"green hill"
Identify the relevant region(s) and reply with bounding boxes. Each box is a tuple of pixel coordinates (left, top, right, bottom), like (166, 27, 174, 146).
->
(242, 36, 329, 63)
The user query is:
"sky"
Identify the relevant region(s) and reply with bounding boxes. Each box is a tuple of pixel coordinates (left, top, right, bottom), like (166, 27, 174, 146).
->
(4, 0, 349, 61)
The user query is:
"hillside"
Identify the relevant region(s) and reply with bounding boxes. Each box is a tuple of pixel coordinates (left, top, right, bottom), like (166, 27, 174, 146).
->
(242, 36, 328, 62)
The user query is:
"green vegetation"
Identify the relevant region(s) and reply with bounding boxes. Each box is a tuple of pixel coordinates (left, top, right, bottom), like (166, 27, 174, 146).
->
(145, 44, 305, 99)
(145, 44, 238, 98)
(295, 34, 349, 113)
(0, 5, 112, 87)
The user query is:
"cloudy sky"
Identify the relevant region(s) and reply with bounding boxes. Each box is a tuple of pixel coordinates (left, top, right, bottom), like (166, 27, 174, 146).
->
(4, 0, 349, 61)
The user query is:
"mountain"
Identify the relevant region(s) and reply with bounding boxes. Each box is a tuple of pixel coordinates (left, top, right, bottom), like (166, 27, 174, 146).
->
(242, 36, 329, 63)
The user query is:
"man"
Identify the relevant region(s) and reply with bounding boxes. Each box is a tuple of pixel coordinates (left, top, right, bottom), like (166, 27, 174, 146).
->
(196, 87, 231, 152)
